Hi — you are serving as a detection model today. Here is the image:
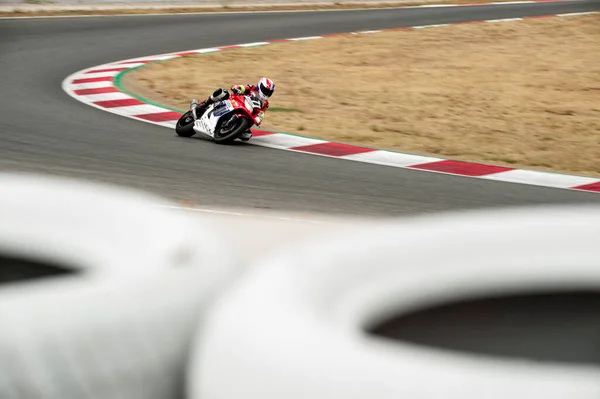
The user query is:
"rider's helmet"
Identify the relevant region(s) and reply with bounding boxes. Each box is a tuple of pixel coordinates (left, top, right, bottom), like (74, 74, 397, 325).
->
(256, 77, 275, 102)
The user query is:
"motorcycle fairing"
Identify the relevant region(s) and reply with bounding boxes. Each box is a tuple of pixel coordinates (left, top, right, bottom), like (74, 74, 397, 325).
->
(193, 100, 235, 137)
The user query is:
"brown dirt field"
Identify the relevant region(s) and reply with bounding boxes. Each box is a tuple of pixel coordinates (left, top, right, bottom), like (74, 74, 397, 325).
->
(125, 15, 600, 176)
(0, 0, 520, 17)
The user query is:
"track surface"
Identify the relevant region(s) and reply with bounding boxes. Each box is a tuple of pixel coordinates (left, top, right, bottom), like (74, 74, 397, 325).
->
(1, 0, 600, 216)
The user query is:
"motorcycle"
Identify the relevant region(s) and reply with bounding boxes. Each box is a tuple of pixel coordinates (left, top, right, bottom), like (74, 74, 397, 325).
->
(175, 93, 262, 144)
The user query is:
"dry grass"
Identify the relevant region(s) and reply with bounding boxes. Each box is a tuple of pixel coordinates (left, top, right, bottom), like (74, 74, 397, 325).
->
(126, 15, 600, 176)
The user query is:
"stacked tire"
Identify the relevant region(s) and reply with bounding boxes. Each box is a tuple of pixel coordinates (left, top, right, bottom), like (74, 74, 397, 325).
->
(188, 206, 600, 399)
(0, 174, 242, 399)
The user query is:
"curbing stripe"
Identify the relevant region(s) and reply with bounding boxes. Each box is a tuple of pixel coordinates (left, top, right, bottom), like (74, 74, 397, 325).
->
(247, 129, 278, 138)
(72, 76, 114, 84)
(135, 111, 183, 122)
(150, 120, 179, 129)
(557, 11, 598, 16)
(70, 81, 115, 91)
(291, 142, 377, 157)
(249, 133, 325, 149)
(342, 150, 443, 168)
(288, 36, 324, 41)
(73, 87, 118, 95)
(409, 160, 514, 176)
(62, 7, 600, 194)
(79, 92, 131, 102)
(481, 169, 600, 188)
(176, 51, 204, 56)
(93, 98, 145, 108)
(81, 71, 122, 78)
(110, 62, 148, 68)
(98, 103, 165, 116)
(485, 17, 523, 21)
(413, 23, 452, 28)
(574, 182, 600, 193)
(195, 48, 222, 54)
(85, 67, 129, 74)
(238, 42, 272, 47)
(119, 60, 158, 65)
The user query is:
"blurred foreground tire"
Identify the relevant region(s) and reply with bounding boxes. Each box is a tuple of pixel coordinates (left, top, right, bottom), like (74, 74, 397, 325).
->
(188, 205, 600, 399)
(0, 173, 242, 399)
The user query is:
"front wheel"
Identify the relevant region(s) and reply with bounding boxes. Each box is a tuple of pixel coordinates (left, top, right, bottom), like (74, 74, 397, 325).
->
(175, 111, 196, 137)
(214, 114, 252, 144)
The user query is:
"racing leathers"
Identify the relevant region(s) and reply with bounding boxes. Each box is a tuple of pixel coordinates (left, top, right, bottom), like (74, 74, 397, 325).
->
(230, 84, 270, 127)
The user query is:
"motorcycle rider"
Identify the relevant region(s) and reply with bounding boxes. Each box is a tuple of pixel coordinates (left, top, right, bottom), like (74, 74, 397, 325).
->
(190, 77, 275, 141)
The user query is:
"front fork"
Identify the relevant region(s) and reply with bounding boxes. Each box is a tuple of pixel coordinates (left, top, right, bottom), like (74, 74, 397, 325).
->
(190, 99, 198, 121)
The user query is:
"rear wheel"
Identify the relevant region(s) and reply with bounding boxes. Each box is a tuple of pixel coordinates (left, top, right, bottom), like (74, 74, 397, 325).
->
(175, 111, 196, 137)
(214, 114, 251, 144)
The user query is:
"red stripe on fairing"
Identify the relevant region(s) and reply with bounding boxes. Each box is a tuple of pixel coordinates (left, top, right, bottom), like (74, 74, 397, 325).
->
(93, 98, 145, 108)
(84, 67, 128, 74)
(573, 182, 600, 193)
(290, 142, 376, 157)
(72, 76, 114, 84)
(135, 111, 182, 122)
(74, 87, 118, 95)
(409, 160, 514, 176)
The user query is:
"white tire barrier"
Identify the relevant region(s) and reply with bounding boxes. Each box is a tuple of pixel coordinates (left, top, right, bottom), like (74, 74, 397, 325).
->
(0, 173, 242, 399)
(189, 205, 600, 399)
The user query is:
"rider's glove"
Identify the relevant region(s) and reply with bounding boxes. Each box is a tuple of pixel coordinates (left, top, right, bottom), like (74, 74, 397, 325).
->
(231, 85, 245, 95)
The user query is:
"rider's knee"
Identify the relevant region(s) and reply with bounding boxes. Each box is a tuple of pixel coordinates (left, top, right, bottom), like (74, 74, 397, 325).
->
(210, 88, 229, 102)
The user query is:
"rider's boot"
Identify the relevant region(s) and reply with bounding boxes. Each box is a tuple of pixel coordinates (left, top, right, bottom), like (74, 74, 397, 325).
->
(191, 97, 211, 116)
(194, 88, 228, 115)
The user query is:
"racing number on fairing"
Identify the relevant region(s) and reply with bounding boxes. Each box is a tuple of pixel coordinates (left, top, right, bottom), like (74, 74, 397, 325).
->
(245, 96, 261, 112)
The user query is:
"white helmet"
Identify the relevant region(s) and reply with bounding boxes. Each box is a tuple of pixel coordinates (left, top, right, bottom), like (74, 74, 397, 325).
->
(257, 77, 275, 102)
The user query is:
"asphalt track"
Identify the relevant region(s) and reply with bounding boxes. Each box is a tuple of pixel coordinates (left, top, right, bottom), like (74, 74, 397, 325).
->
(1, 0, 600, 217)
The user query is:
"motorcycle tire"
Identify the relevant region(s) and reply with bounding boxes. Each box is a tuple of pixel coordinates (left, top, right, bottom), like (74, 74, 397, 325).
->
(214, 114, 251, 144)
(175, 111, 196, 137)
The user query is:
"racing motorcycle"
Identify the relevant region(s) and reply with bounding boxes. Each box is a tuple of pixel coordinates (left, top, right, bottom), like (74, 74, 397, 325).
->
(175, 93, 262, 144)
